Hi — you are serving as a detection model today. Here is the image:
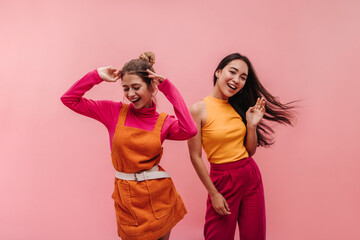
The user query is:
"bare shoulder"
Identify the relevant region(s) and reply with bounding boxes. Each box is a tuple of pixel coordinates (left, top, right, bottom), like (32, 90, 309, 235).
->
(190, 100, 206, 115)
(190, 100, 207, 126)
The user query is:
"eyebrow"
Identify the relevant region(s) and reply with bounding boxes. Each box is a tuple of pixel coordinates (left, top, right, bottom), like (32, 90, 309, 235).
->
(122, 83, 141, 87)
(230, 67, 248, 77)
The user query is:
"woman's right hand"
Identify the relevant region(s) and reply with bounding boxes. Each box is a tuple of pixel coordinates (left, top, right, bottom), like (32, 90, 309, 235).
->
(97, 66, 121, 82)
(210, 192, 231, 215)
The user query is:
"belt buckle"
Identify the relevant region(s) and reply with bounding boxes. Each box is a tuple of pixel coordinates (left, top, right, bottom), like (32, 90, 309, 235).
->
(134, 171, 144, 182)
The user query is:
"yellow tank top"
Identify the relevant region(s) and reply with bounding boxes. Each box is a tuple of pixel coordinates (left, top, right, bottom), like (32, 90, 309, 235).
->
(201, 96, 249, 164)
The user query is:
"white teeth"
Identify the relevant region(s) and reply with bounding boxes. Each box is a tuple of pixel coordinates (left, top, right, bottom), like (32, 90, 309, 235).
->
(131, 98, 140, 103)
(227, 83, 237, 90)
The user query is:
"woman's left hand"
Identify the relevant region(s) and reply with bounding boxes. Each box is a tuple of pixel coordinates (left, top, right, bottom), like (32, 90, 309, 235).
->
(246, 97, 266, 128)
(146, 69, 166, 86)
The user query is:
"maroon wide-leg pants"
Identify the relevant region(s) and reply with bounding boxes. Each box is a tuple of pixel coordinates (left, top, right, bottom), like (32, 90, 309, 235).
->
(204, 157, 266, 240)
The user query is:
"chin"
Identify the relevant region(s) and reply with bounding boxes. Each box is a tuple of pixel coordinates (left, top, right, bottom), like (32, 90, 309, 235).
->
(228, 89, 242, 98)
(224, 91, 236, 98)
(133, 104, 143, 109)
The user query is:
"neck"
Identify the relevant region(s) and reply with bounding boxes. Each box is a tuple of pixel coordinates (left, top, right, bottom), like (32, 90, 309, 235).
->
(211, 86, 228, 100)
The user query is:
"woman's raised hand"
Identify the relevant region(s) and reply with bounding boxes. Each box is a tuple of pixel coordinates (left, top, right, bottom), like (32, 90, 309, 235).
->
(146, 69, 166, 86)
(97, 66, 121, 82)
(246, 97, 266, 128)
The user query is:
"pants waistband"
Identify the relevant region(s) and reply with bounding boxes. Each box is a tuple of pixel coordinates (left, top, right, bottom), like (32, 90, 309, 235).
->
(210, 157, 254, 172)
(210, 157, 261, 181)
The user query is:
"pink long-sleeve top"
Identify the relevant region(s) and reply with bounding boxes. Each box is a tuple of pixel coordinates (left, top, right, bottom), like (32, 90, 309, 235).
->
(61, 70, 197, 149)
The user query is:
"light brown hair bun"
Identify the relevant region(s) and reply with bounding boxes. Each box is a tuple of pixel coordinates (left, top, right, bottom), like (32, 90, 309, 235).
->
(139, 51, 155, 66)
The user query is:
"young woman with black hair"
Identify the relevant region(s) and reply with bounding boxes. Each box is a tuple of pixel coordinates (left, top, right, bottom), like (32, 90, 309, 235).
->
(187, 53, 296, 240)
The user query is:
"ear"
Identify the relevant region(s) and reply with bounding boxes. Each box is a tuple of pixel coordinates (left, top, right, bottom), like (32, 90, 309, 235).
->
(150, 81, 157, 93)
(215, 69, 221, 78)
(150, 81, 159, 97)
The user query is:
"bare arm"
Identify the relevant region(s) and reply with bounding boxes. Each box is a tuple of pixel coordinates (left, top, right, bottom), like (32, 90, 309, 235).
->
(187, 101, 231, 215)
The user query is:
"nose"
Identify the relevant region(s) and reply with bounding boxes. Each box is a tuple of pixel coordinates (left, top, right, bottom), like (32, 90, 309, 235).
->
(233, 77, 240, 85)
(128, 89, 136, 97)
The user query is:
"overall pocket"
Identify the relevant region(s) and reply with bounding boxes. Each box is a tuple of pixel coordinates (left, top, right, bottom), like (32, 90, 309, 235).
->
(146, 178, 177, 219)
(111, 180, 138, 226)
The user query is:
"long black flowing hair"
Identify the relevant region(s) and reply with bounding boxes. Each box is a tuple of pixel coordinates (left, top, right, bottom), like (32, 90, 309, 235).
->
(214, 53, 297, 147)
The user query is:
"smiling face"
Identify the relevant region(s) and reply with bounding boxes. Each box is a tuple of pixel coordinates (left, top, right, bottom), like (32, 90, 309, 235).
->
(122, 73, 154, 109)
(212, 59, 248, 100)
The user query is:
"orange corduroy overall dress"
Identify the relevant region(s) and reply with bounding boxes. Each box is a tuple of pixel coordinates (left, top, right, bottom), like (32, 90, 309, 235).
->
(111, 104, 187, 240)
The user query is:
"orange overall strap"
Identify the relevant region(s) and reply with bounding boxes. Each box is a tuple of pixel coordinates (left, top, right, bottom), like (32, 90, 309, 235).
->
(153, 112, 168, 133)
(117, 103, 129, 126)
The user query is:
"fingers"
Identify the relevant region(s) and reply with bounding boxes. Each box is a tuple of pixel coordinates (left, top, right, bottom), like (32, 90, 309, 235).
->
(146, 69, 155, 75)
(224, 200, 230, 213)
(255, 97, 260, 107)
(247, 106, 256, 113)
(107, 66, 117, 74)
(148, 73, 163, 80)
(254, 97, 266, 110)
(146, 69, 157, 79)
(114, 69, 121, 77)
(107, 66, 121, 81)
(260, 97, 265, 106)
(213, 201, 231, 215)
(146, 69, 163, 79)
(218, 206, 231, 215)
(114, 71, 121, 81)
(254, 97, 261, 108)
(146, 69, 165, 84)
(222, 201, 231, 215)
(259, 97, 266, 113)
(261, 102, 266, 113)
(214, 206, 230, 215)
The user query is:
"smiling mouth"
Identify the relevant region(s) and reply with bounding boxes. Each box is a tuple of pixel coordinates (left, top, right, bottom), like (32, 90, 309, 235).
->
(227, 83, 237, 90)
(131, 98, 141, 103)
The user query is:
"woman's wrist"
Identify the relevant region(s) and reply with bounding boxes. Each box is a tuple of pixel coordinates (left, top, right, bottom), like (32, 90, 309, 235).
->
(158, 78, 168, 84)
(157, 78, 169, 91)
(209, 189, 220, 197)
(246, 123, 257, 130)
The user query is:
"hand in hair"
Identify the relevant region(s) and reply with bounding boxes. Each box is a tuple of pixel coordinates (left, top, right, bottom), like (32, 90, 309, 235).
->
(97, 66, 121, 82)
(246, 97, 266, 128)
(146, 69, 166, 86)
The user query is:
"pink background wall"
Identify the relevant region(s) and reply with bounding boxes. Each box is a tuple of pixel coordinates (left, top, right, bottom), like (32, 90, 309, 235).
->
(1, 0, 359, 239)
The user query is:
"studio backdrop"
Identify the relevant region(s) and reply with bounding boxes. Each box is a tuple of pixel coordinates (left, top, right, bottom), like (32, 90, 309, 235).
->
(0, 0, 359, 239)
